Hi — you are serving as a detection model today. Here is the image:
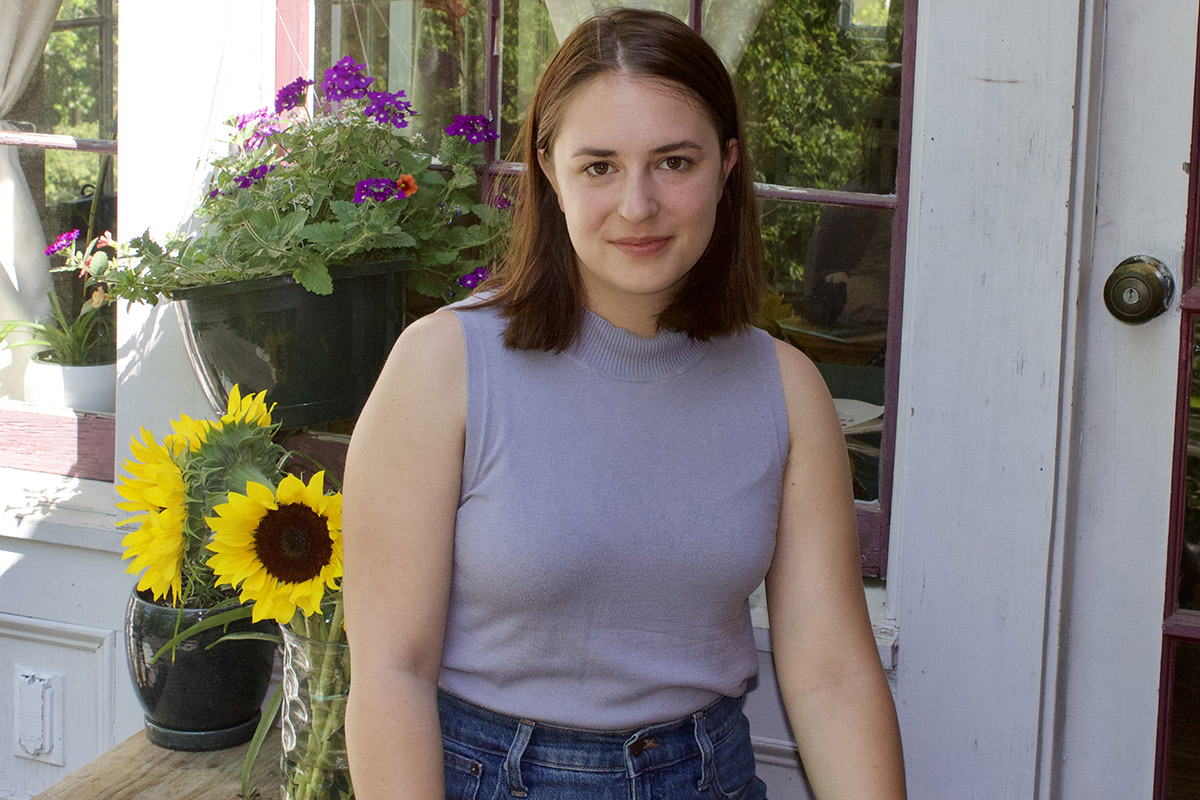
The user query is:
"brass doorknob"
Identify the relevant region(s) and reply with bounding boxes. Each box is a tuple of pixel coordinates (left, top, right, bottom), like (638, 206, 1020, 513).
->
(1103, 256, 1173, 324)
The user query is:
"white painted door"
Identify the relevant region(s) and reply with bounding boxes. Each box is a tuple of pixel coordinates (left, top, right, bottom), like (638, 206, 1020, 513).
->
(1052, 2, 1198, 798)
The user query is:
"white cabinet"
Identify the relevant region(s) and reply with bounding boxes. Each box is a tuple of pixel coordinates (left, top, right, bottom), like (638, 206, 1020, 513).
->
(0, 469, 141, 800)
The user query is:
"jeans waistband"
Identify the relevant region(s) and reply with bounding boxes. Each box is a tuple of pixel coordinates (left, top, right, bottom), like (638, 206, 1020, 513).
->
(437, 689, 746, 775)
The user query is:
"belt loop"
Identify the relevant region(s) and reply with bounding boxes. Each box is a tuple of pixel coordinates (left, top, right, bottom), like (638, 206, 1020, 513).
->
(692, 711, 714, 791)
(504, 719, 535, 797)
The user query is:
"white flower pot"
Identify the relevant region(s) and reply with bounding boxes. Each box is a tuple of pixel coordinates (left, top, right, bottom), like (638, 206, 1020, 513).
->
(23, 355, 116, 414)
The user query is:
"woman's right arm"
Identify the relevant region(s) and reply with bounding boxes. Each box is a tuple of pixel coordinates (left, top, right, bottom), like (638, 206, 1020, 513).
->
(342, 310, 467, 800)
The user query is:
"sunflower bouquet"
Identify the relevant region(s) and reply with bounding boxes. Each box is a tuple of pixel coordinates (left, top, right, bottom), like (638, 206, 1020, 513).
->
(118, 385, 287, 608)
(119, 385, 351, 798)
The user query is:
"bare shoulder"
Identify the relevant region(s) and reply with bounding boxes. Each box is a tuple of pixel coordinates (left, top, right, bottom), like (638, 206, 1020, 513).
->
(385, 308, 465, 378)
(366, 309, 464, 404)
(771, 337, 840, 440)
(350, 308, 466, 456)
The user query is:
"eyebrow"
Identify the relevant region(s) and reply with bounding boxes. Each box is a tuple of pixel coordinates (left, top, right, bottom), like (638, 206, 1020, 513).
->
(568, 140, 706, 159)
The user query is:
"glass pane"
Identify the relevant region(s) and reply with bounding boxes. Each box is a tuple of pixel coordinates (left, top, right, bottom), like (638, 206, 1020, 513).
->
(1181, 321, 1200, 611)
(1164, 639, 1200, 800)
(710, 0, 904, 193)
(10, 11, 117, 244)
(58, 0, 100, 19)
(761, 198, 891, 501)
(314, 0, 488, 145)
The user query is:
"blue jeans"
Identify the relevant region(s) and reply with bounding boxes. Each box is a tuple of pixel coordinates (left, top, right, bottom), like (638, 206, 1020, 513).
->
(438, 689, 768, 800)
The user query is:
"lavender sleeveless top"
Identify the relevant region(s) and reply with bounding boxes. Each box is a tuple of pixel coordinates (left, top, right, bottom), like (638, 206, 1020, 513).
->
(438, 303, 789, 729)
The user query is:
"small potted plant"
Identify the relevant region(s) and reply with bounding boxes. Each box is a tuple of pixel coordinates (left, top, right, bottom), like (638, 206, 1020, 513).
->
(0, 230, 116, 412)
(77, 58, 509, 427)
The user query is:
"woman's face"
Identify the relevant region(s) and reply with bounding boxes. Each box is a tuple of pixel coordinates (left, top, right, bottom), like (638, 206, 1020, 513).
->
(538, 74, 737, 331)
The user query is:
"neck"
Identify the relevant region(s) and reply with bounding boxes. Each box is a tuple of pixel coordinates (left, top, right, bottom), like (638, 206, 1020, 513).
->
(582, 290, 669, 339)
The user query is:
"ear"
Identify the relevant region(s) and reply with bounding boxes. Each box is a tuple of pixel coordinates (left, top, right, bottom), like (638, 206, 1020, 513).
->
(721, 139, 739, 184)
(538, 148, 560, 192)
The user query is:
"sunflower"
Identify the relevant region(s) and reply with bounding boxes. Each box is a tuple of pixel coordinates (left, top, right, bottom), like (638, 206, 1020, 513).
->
(206, 471, 343, 623)
(116, 385, 285, 607)
(116, 428, 189, 602)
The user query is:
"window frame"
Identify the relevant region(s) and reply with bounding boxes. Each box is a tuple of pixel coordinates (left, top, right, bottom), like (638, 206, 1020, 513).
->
(0, 0, 118, 482)
(480, 0, 916, 577)
(289, 0, 916, 577)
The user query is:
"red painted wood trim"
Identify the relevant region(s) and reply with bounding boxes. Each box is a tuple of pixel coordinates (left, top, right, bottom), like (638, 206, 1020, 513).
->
(275, 0, 312, 84)
(1179, 284, 1200, 311)
(1163, 610, 1200, 639)
(1156, 12, 1200, 799)
(0, 401, 114, 481)
(280, 431, 349, 485)
(857, 505, 885, 578)
(871, 0, 920, 581)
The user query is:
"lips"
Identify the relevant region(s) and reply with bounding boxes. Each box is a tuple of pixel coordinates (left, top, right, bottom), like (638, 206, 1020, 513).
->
(611, 236, 670, 257)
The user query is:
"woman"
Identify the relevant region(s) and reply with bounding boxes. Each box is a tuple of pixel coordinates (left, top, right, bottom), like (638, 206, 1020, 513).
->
(343, 8, 906, 799)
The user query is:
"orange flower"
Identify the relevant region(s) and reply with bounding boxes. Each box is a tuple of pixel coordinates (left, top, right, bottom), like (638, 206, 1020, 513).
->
(395, 174, 418, 198)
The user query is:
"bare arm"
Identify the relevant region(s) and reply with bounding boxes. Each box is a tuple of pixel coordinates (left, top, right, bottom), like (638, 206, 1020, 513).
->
(342, 310, 466, 800)
(766, 339, 906, 799)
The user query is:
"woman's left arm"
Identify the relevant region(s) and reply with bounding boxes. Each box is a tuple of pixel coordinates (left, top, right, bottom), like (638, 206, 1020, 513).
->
(765, 339, 907, 800)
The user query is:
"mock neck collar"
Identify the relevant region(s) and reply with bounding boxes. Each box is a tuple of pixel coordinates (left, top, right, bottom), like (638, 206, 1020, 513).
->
(566, 308, 708, 381)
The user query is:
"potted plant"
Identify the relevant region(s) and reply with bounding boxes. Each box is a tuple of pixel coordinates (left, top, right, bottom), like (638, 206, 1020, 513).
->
(119, 385, 288, 750)
(0, 230, 116, 412)
(80, 57, 509, 426)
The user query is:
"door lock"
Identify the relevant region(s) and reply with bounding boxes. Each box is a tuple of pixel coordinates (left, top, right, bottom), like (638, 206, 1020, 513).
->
(1103, 256, 1174, 324)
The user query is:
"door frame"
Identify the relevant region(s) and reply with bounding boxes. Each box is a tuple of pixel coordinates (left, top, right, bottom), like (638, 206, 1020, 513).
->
(1156, 11, 1200, 794)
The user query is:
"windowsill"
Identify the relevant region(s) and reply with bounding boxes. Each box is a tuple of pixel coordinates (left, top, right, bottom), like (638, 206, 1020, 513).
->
(0, 466, 120, 554)
(0, 400, 115, 482)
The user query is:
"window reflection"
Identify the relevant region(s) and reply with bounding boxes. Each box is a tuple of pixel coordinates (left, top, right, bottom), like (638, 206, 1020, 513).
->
(715, 0, 904, 193)
(314, 0, 487, 146)
(760, 197, 891, 501)
(1164, 640, 1200, 798)
(1180, 322, 1200, 611)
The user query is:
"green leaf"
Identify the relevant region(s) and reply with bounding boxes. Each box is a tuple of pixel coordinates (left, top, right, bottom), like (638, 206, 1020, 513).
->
(449, 164, 478, 189)
(330, 200, 358, 224)
(301, 222, 346, 249)
(210, 631, 283, 648)
(294, 261, 334, 295)
(273, 208, 310, 242)
(241, 684, 284, 798)
(149, 604, 255, 665)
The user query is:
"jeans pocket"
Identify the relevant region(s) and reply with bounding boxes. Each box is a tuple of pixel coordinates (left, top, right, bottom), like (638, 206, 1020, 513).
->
(710, 716, 763, 800)
(444, 747, 484, 800)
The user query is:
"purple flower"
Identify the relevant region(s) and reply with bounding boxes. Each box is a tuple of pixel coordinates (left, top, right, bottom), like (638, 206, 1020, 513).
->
(363, 89, 415, 129)
(45, 229, 80, 256)
(353, 178, 398, 203)
(492, 193, 512, 210)
(233, 164, 276, 189)
(444, 114, 499, 144)
(236, 108, 282, 151)
(207, 188, 221, 199)
(275, 77, 314, 113)
(457, 266, 491, 289)
(321, 56, 374, 103)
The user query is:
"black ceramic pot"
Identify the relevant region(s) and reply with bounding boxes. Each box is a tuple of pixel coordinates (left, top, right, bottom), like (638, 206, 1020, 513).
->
(171, 260, 412, 428)
(124, 589, 277, 751)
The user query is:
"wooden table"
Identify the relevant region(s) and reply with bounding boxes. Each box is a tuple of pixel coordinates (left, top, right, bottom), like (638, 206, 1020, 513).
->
(31, 730, 283, 800)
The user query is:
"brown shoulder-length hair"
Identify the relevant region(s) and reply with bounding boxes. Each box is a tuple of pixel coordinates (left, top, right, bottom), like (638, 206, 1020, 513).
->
(476, 6, 763, 351)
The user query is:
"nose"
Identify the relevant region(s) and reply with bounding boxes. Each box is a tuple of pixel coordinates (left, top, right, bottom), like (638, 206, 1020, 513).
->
(617, 171, 658, 223)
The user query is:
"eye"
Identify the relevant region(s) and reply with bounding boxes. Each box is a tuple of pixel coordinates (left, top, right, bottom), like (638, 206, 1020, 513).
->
(660, 156, 690, 171)
(584, 162, 612, 177)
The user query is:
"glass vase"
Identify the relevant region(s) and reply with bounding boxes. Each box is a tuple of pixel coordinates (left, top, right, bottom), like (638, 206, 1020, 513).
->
(280, 604, 353, 800)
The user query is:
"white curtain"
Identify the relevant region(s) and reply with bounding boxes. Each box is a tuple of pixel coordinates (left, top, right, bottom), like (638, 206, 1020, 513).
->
(542, 0, 771, 71)
(0, 0, 62, 399)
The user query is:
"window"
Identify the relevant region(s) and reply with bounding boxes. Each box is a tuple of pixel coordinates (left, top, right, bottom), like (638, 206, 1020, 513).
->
(0, 0, 118, 481)
(302, 0, 914, 576)
(5, 0, 118, 248)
